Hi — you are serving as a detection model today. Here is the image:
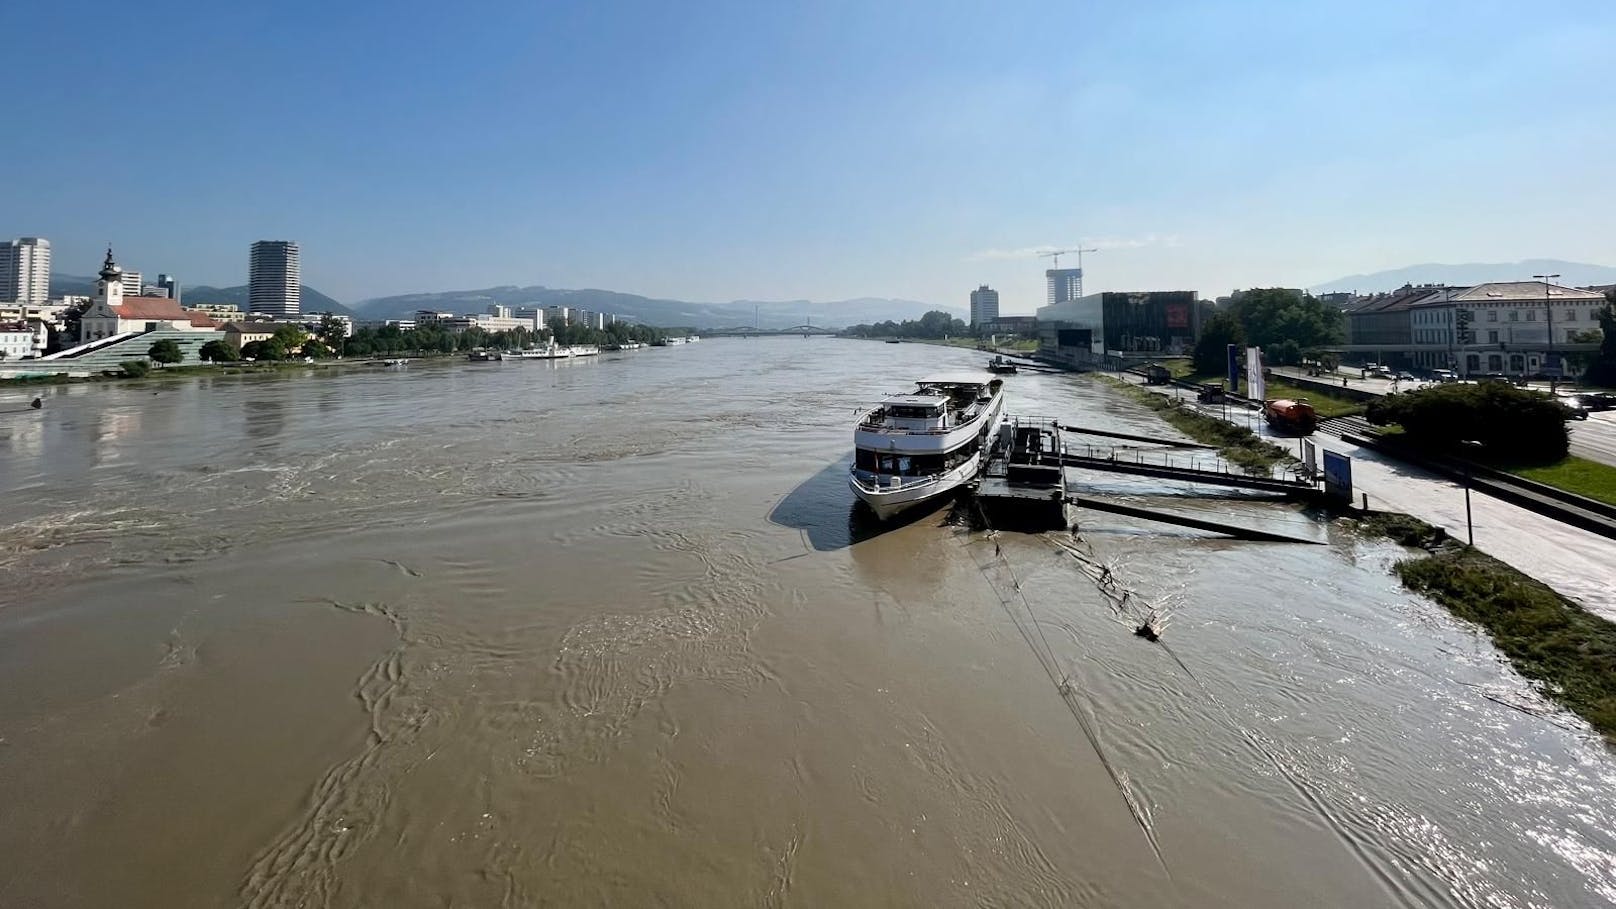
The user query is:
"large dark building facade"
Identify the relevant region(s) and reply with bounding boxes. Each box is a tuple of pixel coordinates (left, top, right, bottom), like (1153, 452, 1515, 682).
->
(1036, 290, 1199, 364)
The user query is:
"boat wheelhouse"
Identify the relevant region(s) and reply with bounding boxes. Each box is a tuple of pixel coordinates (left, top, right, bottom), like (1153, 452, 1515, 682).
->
(849, 376, 1005, 519)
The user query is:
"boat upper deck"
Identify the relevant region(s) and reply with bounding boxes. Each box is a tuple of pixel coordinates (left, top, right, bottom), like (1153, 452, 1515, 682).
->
(858, 379, 1001, 436)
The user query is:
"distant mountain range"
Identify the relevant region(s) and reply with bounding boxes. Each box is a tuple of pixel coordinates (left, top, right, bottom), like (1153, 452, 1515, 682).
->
(48, 275, 955, 329)
(1312, 260, 1616, 295)
(348, 286, 960, 330)
(50, 275, 355, 316)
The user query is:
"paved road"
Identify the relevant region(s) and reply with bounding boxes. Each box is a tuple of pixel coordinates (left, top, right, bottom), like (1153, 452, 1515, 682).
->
(1269, 365, 1616, 468)
(1121, 373, 1616, 616)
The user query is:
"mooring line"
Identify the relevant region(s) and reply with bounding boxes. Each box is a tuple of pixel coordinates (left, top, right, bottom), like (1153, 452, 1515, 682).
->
(964, 500, 1170, 876)
(1045, 530, 1419, 908)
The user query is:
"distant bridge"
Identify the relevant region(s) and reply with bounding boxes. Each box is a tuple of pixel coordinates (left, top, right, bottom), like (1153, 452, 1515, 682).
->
(703, 325, 840, 337)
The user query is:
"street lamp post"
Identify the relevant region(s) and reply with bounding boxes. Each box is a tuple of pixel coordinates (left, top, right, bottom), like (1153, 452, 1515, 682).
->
(1533, 273, 1561, 391)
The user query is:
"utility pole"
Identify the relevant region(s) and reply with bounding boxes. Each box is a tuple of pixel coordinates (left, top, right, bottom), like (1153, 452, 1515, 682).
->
(1533, 273, 1561, 392)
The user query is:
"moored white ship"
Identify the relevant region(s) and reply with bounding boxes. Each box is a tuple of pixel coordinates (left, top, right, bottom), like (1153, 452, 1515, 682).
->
(849, 375, 1005, 519)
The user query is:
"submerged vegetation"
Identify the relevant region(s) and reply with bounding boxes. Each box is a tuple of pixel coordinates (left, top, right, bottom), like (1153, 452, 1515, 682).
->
(1356, 512, 1616, 739)
(1095, 375, 1294, 473)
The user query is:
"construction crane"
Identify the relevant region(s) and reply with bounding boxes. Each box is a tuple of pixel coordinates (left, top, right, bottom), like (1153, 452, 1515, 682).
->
(1038, 247, 1098, 296)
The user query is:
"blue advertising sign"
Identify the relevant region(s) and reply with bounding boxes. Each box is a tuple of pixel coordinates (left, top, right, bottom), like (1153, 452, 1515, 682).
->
(1226, 344, 1241, 392)
(1543, 353, 1564, 378)
(1322, 451, 1352, 503)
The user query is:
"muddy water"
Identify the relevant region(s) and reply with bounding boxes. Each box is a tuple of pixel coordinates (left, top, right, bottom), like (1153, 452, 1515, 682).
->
(1, 340, 1613, 908)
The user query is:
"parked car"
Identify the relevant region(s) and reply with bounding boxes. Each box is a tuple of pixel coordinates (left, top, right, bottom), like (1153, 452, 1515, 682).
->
(1583, 392, 1616, 412)
(1394, 371, 1416, 382)
(1432, 369, 1459, 383)
(1559, 396, 1592, 420)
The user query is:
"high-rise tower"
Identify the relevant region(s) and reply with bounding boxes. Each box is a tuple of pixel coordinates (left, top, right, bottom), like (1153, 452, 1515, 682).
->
(249, 240, 300, 318)
(0, 237, 51, 305)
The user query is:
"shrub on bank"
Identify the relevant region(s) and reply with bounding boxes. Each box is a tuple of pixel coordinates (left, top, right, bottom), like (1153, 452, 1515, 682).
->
(1358, 512, 1616, 739)
(119, 360, 150, 378)
(1365, 382, 1570, 463)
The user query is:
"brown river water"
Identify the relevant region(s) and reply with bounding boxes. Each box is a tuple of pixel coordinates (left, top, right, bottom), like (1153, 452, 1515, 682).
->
(1, 339, 1613, 908)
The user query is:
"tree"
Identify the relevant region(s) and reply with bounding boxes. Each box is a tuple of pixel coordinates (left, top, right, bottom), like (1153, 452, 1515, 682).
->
(1366, 382, 1570, 463)
(241, 339, 288, 361)
(199, 339, 239, 362)
(303, 339, 333, 359)
(1229, 288, 1344, 351)
(147, 338, 184, 365)
(271, 324, 309, 353)
(1584, 302, 1616, 387)
(316, 316, 347, 354)
(1192, 311, 1244, 377)
(119, 359, 150, 378)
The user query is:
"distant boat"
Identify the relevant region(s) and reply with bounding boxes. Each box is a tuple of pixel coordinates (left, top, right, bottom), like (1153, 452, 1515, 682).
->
(885, 339, 902, 344)
(987, 355, 1018, 375)
(468, 349, 503, 362)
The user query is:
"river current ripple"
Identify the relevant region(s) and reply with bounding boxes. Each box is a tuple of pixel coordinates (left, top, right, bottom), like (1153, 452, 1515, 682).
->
(1, 340, 1613, 907)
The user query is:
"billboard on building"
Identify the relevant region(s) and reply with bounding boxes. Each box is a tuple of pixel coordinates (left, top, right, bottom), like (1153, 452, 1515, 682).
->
(1166, 303, 1189, 329)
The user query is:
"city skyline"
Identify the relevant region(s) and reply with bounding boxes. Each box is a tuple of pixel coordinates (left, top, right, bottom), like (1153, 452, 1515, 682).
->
(6, 1, 1614, 308)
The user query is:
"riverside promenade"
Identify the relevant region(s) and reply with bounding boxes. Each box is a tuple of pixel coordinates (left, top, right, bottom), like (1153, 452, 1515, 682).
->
(1113, 372, 1616, 619)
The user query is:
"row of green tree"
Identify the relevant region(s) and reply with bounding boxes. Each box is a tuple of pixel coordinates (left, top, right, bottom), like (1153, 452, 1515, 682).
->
(342, 319, 671, 357)
(1192, 288, 1346, 375)
(142, 317, 679, 365)
(841, 310, 969, 339)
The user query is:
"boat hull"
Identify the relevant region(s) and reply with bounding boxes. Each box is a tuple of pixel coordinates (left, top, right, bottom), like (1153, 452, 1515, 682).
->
(848, 451, 983, 520)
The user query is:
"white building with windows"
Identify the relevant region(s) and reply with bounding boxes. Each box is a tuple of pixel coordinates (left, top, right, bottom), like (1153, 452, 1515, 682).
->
(0, 237, 51, 305)
(0, 321, 46, 359)
(968, 285, 999, 327)
(1406, 281, 1606, 375)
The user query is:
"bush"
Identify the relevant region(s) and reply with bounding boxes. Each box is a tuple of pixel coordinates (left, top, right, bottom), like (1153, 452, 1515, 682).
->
(119, 360, 150, 378)
(1365, 381, 1570, 463)
(147, 338, 184, 364)
(199, 339, 239, 362)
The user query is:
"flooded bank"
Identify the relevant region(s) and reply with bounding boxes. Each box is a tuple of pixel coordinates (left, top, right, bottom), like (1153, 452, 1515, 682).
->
(1, 340, 1613, 907)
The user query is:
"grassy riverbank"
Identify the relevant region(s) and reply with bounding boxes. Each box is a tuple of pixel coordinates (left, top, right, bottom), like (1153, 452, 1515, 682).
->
(1093, 374, 1294, 473)
(1, 357, 430, 390)
(1357, 512, 1616, 739)
(1508, 456, 1616, 508)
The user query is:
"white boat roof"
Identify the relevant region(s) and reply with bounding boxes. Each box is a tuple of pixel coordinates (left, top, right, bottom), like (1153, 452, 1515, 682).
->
(882, 393, 950, 407)
(918, 374, 991, 387)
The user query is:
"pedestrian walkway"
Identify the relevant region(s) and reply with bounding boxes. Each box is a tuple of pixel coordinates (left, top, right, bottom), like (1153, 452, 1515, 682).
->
(1113, 372, 1616, 618)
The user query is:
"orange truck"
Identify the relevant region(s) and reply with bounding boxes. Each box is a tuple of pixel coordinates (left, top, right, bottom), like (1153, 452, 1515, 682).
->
(1262, 398, 1317, 435)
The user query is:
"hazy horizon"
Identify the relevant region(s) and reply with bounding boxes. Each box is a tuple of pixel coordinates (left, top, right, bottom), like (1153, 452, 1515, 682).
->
(10, 1, 1613, 310)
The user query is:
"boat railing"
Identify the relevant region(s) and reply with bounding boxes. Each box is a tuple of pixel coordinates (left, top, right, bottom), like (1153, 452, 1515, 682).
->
(858, 401, 997, 435)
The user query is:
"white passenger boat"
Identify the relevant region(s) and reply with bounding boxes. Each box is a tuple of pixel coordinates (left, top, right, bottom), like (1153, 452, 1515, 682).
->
(849, 375, 1006, 519)
(508, 343, 600, 360)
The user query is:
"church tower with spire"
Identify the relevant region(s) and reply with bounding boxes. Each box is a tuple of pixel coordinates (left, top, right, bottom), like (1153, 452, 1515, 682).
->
(97, 247, 125, 308)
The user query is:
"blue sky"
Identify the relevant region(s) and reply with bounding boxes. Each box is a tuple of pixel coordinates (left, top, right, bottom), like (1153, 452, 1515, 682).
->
(6, 0, 1613, 310)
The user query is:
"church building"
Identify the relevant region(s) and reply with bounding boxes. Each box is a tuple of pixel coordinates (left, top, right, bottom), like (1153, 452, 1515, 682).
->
(79, 248, 218, 341)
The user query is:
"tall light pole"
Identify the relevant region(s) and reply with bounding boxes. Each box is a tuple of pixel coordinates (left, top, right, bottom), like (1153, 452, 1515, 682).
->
(1533, 273, 1561, 391)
